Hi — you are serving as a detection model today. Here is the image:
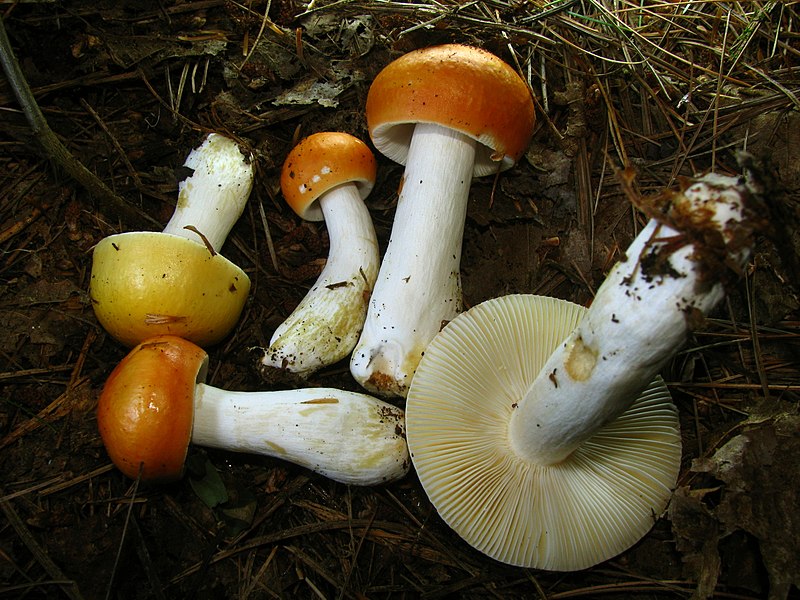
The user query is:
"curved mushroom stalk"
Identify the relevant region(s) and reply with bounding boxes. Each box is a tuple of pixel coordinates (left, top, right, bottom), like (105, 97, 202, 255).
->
(90, 133, 253, 347)
(256, 132, 379, 376)
(405, 170, 763, 571)
(98, 335, 409, 486)
(260, 183, 379, 375)
(350, 123, 475, 396)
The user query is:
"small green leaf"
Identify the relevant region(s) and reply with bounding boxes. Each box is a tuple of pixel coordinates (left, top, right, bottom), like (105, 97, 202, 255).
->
(221, 487, 257, 538)
(186, 456, 229, 509)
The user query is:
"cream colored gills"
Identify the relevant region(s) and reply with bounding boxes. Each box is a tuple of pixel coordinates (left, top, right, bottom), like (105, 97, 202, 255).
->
(405, 169, 762, 571)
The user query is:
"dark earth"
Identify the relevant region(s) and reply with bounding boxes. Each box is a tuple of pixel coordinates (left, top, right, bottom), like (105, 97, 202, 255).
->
(1, 1, 799, 599)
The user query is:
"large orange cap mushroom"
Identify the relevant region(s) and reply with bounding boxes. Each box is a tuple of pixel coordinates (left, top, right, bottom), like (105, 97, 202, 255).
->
(97, 335, 207, 482)
(366, 43, 536, 176)
(97, 336, 410, 486)
(350, 44, 536, 397)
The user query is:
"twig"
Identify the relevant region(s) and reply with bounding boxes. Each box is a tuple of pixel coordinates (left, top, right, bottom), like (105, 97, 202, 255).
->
(79, 98, 145, 192)
(0, 15, 155, 228)
(105, 472, 142, 600)
(0, 497, 85, 600)
(258, 199, 280, 273)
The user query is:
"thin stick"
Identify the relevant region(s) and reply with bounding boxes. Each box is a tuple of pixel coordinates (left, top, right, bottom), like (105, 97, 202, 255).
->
(105, 471, 142, 600)
(0, 15, 153, 228)
(258, 199, 280, 272)
(0, 497, 84, 600)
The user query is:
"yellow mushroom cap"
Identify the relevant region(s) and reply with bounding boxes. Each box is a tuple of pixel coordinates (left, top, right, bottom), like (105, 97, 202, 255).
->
(90, 231, 251, 347)
(406, 294, 681, 571)
(97, 335, 207, 482)
(280, 132, 377, 222)
(366, 44, 536, 177)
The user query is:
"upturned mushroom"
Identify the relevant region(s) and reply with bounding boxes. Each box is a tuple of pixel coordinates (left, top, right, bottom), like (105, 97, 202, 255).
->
(349, 44, 536, 398)
(405, 170, 764, 570)
(98, 335, 409, 486)
(90, 133, 253, 347)
(256, 132, 379, 376)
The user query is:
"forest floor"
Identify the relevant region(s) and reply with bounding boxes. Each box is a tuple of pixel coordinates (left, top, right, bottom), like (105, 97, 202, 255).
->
(1, 1, 799, 599)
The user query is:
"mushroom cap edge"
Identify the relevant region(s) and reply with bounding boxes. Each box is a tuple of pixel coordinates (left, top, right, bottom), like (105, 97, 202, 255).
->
(366, 44, 536, 177)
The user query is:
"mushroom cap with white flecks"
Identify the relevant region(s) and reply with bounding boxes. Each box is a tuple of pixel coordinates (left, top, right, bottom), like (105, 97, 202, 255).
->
(280, 132, 377, 222)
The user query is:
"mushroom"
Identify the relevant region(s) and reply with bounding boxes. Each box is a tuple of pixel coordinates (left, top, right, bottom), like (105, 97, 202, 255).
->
(349, 44, 536, 398)
(98, 335, 410, 486)
(256, 132, 379, 376)
(90, 133, 253, 347)
(405, 170, 764, 570)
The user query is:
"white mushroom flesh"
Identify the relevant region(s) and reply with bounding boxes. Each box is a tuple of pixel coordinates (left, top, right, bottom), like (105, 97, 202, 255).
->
(350, 122, 476, 397)
(162, 133, 254, 252)
(192, 384, 409, 486)
(259, 183, 379, 375)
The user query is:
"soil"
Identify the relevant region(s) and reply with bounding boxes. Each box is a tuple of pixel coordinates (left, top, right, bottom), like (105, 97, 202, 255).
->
(1, 2, 799, 599)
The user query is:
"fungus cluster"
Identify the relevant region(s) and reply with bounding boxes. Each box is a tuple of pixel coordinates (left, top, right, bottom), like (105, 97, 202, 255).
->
(93, 133, 410, 487)
(92, 46, 762, 574)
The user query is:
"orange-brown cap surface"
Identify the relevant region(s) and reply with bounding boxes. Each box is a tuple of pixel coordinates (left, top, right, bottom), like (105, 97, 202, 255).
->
(280, 132, 377, 222)
(366, 44, 536, 177)
(97, 335, 208, 482)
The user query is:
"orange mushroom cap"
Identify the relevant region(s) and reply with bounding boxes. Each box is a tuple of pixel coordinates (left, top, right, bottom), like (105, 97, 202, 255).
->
(280, 132, 377, 222)
(366, 44, 536, 176)
(97, 335, 207, 482)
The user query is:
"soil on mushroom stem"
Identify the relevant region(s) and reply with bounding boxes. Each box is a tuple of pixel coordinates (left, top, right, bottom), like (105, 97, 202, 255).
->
(1, 2, 799, 599)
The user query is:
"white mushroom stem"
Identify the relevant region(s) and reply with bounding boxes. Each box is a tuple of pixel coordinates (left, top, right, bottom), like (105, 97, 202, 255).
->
(509, 173, 756, 465)
(350, 122, 477, 397)
(192, 385, 409, 486)
(162, 133, 254, 253)
(260, 184, 379, 375)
